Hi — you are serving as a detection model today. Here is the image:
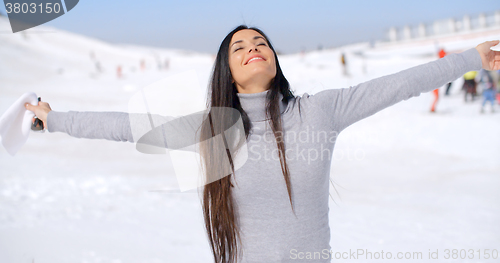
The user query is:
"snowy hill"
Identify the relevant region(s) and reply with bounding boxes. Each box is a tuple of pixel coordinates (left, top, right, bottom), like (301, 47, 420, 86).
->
(0, 16, 499, 263)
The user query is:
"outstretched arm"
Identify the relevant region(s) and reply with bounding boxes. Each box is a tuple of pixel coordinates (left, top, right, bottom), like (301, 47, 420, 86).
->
(46, 111, 138, 142)
(24, 100, 175, 143)
(25, 101, 203, 153)
(311, 41, 499, 132)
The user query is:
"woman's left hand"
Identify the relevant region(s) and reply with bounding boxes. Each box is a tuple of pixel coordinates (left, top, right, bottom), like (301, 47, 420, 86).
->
(475, 40, 500, 71)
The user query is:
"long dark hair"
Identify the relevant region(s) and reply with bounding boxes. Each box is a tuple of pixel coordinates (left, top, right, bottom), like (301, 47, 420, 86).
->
(199, 25, 295, 263)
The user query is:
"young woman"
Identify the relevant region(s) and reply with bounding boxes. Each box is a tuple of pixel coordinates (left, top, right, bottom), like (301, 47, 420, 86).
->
(25, 25, 499, 262)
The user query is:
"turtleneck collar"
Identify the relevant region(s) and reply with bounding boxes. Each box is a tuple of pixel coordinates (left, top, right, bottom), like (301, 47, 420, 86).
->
(237, 89, 287, 122)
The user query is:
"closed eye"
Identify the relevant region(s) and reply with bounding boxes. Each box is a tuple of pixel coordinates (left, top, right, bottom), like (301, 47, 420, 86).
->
(233, 43, 266, 53)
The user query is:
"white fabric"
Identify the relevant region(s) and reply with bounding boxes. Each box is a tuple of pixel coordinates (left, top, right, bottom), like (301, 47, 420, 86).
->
(0, 92, 38, 156)
(491, 43, 500, 51)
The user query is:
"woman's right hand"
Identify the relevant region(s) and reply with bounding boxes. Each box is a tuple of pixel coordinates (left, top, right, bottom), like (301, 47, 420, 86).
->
(25, 99, 52, 130)
(475, 40, 500, 71)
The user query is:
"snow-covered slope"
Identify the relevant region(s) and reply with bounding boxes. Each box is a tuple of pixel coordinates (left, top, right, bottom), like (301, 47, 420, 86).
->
(0, 16, 499, 263)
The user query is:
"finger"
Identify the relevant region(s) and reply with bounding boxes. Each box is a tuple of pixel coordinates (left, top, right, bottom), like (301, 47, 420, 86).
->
(487, 40, 500, 47)
(25, 103, 35, 111)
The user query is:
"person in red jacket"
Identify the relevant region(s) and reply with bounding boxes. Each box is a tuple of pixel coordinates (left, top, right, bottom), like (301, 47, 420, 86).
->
(438, 48, 446, 59)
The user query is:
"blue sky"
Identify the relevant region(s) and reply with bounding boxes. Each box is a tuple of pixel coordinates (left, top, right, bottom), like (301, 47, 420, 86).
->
(2, 0, 500, 53)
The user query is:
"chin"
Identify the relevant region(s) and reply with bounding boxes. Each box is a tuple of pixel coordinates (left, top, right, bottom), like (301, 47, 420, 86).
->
(248, 66, 275, 79)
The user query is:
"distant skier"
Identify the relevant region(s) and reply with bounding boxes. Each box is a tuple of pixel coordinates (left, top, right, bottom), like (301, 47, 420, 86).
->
(430, 88, 439, 112)
(164, 58, 170, 70)
(94, 62, 102, 73)
(89, 51, 102, 74)
(477, 69, 497, 113)
(497, 70, 500, 104)
(341, 52, 348, 76)
(497, 70, 500, 89)
(462, 71, 477, 102)
(117, 65, 122, 78)
(438, 48, 453, 95)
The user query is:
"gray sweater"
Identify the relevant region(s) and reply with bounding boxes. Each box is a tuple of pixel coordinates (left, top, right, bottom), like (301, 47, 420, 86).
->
(46, 48, 482, 262)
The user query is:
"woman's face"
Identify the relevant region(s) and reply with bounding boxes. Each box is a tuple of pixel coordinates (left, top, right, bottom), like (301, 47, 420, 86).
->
(228, 29, 277, 93)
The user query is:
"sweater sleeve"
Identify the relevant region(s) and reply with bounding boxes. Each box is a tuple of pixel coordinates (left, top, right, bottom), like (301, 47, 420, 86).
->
(46, 111, 175, 143)
(45, 110, 204, 153)
(309, 48, 483, 132)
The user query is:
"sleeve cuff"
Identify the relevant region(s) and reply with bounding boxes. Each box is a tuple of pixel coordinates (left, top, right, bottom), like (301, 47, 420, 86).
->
(46, 111, 67, 133)
(463, 48, 483, 71)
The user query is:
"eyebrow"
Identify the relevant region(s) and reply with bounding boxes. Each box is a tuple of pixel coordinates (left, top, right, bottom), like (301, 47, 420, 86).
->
(230, 36, 266, 48)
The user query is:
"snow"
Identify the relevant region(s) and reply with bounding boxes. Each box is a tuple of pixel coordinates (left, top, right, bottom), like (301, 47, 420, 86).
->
(1, 16, 499, 262)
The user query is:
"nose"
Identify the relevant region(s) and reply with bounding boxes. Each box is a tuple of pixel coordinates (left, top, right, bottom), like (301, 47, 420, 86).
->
(248, 44, 259, 53)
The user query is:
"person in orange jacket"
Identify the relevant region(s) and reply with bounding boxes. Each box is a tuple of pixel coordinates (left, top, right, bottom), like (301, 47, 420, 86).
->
(438, 48, 446, 59)
(430, 88, 439, 112)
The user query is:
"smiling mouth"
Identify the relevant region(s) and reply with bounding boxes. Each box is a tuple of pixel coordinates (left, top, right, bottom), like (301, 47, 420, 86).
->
(246, 57, 265, 65)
